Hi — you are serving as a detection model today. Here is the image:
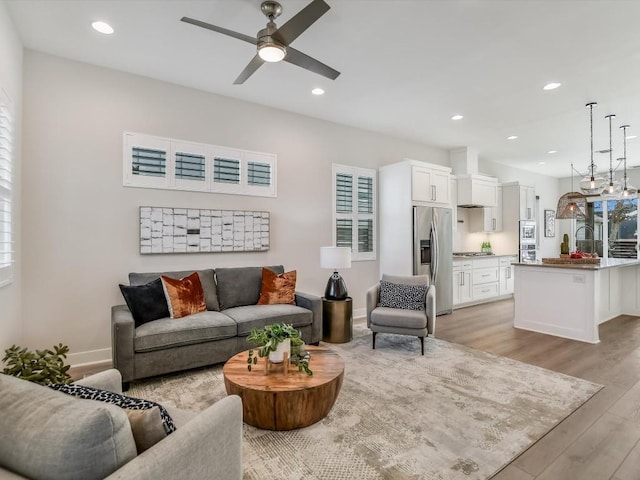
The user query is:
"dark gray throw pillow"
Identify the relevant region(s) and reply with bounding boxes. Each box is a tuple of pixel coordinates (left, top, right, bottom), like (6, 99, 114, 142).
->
(378, 280, 427, 310)
(119, 278, 170, 327)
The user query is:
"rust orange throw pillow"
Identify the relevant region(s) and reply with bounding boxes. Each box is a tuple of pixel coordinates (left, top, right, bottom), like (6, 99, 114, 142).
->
(257, 268, 297, 305)
(160, 272, 207, 319)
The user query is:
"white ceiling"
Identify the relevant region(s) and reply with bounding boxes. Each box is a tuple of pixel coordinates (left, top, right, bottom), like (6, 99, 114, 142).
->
(6, 0, 640, 178)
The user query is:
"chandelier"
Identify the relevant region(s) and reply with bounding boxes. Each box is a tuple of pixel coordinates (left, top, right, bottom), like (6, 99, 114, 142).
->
(579, 102, 607, 195)
(601, 114, 623, 198)
(620, 124, 637, 197)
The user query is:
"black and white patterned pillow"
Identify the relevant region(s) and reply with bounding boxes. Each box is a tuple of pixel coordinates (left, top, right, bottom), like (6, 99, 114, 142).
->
(49, 384, 176, 435)
(378, 280, 427, 310)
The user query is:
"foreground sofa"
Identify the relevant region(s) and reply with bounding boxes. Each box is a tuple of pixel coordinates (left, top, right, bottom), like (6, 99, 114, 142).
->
(0, 369, 242, 480)
(112, 265, 322, 386)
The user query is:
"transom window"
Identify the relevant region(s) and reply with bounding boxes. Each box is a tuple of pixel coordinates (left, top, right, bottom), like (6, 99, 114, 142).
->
(0, 88, 14, 287)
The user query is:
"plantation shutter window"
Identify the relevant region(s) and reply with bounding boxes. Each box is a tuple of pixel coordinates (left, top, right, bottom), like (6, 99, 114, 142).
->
(332, 164, 376, 261)
(0, 89, 14, 287)
(123, 132, 276, 197)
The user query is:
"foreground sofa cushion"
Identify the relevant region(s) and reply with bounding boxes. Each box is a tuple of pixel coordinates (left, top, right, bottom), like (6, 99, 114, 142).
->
(0, 374, 137, 480)
(216, 265, 284, 309)
(129, 269, 219, 311)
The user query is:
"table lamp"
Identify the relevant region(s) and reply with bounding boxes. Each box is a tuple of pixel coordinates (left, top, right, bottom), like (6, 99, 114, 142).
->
(320, 246, 352, 300)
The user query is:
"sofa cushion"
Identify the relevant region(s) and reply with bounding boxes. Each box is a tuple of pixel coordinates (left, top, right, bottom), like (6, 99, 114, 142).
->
(216, 265, 284, 310)
(134, 310, 238, 353)
(119, 278, 170, 327)
(370, 306, 428, 330)
(0, 374, 137, 480)
(257, 268, 296, 305)
(126, 407, 168, 453)
(161, 272, 207, 319)
(224, 304, 312, 336)
(130, 269, 219, 311)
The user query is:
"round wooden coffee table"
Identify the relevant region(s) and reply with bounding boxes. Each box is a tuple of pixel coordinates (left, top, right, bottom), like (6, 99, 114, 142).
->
(223, 346, 345, 431)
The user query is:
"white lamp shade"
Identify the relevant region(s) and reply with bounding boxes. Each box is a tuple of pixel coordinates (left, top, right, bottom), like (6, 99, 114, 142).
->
(320, 247, 352, 270)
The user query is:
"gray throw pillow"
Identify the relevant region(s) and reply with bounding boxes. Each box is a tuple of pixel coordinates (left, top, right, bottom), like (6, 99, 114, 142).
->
(216, 265, 284, 310)
(378, 280, 427, 310)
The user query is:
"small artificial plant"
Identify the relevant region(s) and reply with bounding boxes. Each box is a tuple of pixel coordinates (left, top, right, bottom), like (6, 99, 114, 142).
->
(2, 343, 72, 385)
(246, 323, 312, 375)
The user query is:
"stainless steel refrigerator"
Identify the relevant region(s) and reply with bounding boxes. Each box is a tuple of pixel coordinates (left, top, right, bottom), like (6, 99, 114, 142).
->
(413, 206, 453, 315)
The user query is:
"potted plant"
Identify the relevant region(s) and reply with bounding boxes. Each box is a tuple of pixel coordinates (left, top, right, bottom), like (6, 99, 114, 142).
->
(246, 323, 312, 375)
(2, 343, 72, 385)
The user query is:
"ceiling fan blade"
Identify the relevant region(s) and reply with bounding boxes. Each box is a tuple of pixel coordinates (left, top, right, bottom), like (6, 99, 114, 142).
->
(233, 54, 265, 84)
(284, 47, 340, 80)
(271, 0, 330, 46)
(181, 17, 257, 45)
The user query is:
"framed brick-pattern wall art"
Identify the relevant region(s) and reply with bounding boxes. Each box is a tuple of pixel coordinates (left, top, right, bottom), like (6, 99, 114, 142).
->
(139, 207, 270, 254)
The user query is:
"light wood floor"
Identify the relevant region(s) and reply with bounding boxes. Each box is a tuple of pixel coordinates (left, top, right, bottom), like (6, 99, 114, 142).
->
(71, 299, 640, 479)
(436, 299, 640, 480)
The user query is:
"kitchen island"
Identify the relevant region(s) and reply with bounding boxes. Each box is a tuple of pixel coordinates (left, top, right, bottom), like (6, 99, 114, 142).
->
(513, 258, 640, 343)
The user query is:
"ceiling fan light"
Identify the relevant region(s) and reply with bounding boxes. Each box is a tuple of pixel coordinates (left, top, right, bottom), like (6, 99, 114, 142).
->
(258, 43, 286, 62)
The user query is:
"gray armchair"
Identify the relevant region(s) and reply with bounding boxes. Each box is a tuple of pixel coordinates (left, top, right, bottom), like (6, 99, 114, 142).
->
(365, 274, 436, 355)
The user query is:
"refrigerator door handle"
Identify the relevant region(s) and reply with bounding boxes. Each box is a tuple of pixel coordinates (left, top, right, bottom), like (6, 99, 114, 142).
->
(431, 220, 439, 284)
(412, 207, 419, 275)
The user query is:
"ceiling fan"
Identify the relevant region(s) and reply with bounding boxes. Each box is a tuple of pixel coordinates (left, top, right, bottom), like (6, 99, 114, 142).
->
(181, 0, 341, 85)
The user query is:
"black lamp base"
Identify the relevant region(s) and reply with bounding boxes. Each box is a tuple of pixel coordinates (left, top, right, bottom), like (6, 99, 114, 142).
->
(324, 271, 348, 300)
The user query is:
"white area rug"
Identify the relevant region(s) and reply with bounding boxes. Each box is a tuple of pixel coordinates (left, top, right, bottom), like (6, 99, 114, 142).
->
(129, 324, 602, 479)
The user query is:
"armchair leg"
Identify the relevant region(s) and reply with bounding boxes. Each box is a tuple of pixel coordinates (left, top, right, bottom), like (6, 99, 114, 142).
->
(372, 332, 377, 350)
(419, 337, 424, 356)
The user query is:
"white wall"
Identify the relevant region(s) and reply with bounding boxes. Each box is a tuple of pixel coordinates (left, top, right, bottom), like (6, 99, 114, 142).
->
(21, 50, 448, 364)
(0, 0, 23, 350)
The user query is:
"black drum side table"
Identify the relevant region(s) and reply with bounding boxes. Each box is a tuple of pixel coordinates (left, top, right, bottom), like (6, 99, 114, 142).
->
(322, 297, 353, 343)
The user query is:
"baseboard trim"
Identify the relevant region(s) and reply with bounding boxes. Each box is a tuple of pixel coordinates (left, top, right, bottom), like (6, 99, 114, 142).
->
(68, 348, 112, 367)
(353, 307, 366, 320)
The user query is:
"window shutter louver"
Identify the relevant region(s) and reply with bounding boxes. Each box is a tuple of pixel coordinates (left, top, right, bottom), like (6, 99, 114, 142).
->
(214, 157, 241, 184)
(336, 219, 353, 249)
(132, 147, 166, 177)
(175, 152, 205, 181)
(358, 176, 373, 214)
(0, 90, 14, 284)
(247, 162, 271, 186)
(336, 173, 353, 213)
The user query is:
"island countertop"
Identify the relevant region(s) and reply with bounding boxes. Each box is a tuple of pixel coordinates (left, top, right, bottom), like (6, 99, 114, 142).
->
(512, 258, 640, 270)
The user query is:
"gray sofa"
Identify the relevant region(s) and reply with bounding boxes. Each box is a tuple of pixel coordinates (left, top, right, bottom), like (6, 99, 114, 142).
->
(0, 369, 242, 480)
(112, 265, 322, 386)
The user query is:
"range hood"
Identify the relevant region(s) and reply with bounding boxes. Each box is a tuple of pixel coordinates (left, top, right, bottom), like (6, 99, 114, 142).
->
(450, 147, 498, 208)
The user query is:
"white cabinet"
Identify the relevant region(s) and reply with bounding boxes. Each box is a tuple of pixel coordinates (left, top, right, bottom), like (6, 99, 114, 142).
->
(412, 164, 451, 205)
(468, 186, 503, 233)
(453, 260, 472, 305)
(519, 186, 536, 220)
(499, 256, 517, 295)
(456, 175, 498, 207)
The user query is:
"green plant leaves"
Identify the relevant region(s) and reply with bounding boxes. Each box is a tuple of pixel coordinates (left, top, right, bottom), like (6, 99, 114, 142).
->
(2, 343, 72, 385)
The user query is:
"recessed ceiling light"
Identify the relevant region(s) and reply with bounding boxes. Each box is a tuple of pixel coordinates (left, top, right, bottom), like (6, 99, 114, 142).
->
(543, 82, 561, 91)
(451, 114, 464, 121)
(538, 161, 546, 165)
(507, 135, 518, 140)
(311, 88, 324, 96)
(626, 135, 637, 140)
(547, 150, 558, 154)
(91, 21, 114, 34)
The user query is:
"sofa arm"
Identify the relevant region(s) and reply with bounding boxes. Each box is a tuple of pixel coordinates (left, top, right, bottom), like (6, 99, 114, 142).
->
(112, 305, 136, 385)
(106, 395, 243, 480)
(75, 369, 123, 395)
(294, 291, 322, 344)
(365, 284, 380, 328)
(426, 285, 436, 336)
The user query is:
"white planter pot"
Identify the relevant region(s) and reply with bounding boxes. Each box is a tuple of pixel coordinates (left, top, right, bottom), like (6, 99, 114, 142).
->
(268, 338, 290, 364)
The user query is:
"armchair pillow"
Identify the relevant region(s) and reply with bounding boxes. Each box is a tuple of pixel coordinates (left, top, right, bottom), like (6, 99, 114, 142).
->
(378, 280, 427, 311)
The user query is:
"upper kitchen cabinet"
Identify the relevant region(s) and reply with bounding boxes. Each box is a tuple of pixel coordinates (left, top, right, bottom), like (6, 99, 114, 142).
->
(468, 186, 503, 232)
(456, 174, 498, 208)
(410, 162, 451, 205)
(503, 182, 536, 220)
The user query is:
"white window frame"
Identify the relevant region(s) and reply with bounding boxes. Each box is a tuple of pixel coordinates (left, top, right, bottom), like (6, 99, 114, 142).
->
(332, 164, 377, 262)
(0, 88, 14, 287)
(123, 132, 276, 198)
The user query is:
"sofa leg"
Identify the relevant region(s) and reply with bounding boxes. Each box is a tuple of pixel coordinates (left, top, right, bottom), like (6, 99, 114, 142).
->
(122, 382, 130, 392)
(372, 332, 377, 350)
(419, 337, 424, 356)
